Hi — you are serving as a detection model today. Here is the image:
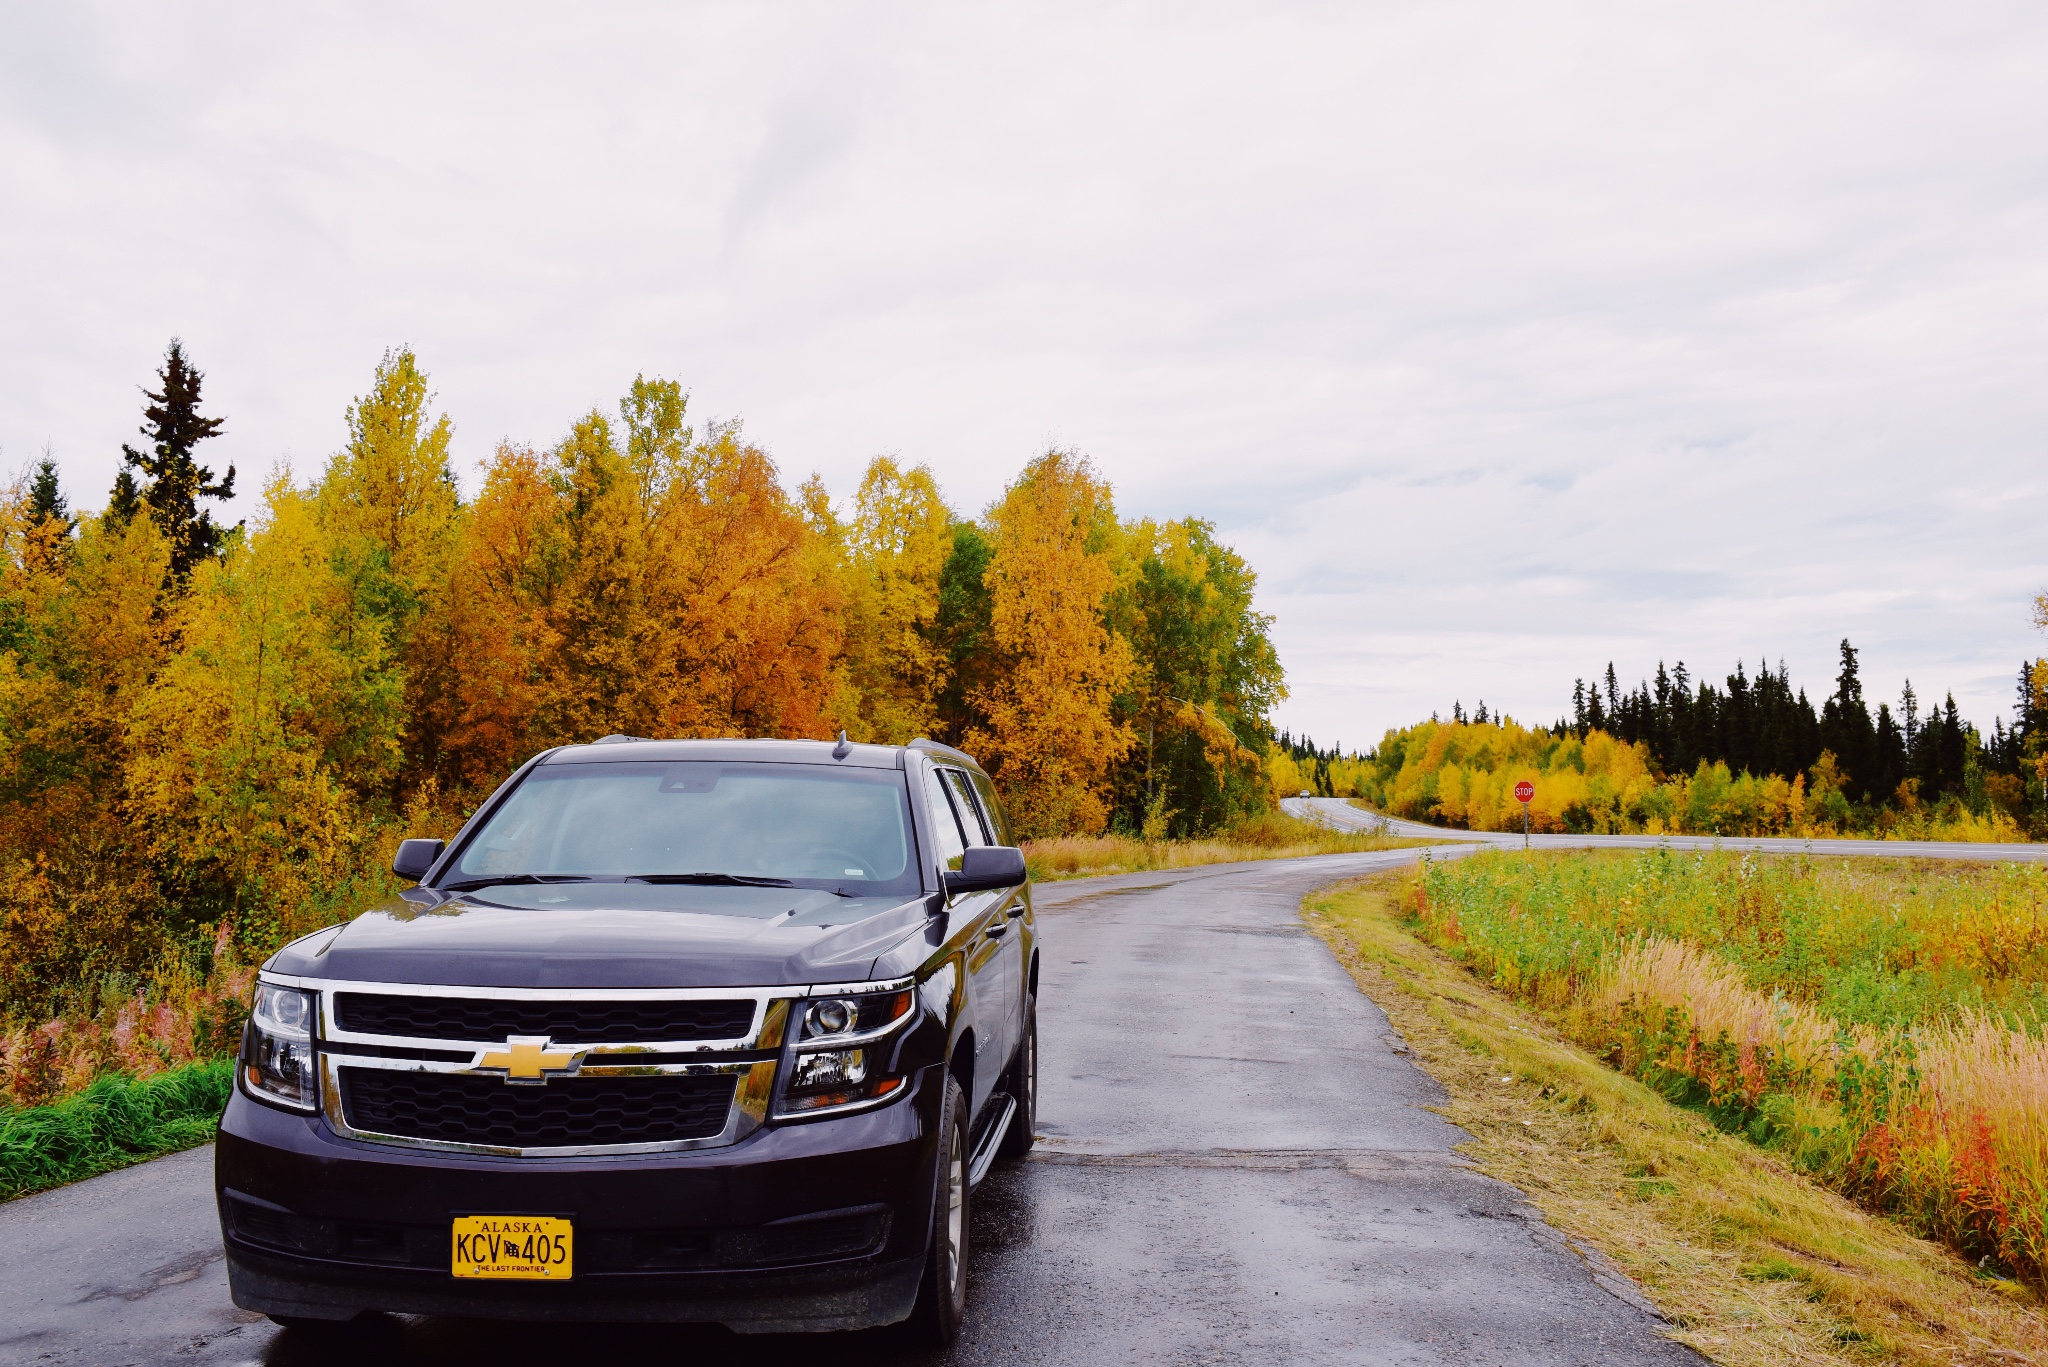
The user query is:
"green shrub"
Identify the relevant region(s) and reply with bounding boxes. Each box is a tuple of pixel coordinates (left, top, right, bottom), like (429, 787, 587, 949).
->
(0, 1061, 233, 1200)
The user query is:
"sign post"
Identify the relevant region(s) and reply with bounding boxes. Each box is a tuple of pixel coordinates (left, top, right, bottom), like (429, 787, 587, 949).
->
(1513, 780, 1534, 849)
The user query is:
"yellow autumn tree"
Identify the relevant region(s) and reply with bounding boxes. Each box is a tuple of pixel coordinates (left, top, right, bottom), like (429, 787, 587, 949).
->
(127, 475, 402, 946)
(620, 374, 692, 510)
(1111, 516, 1279, 834)
(0, 497, 174, 1009)
(319, 347, 459, 617)
(965, 450, 1136, 836)
(317, 348, 461, 796)
(833, 457, 953, 744)
(537, 412, 654, 741)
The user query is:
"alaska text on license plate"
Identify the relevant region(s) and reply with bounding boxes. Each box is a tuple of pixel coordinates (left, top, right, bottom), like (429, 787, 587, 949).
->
(452, 1215, 572, 1279)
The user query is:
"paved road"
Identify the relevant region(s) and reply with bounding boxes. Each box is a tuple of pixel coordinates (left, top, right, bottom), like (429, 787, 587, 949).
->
(1, 849, 1705, 1366)
(1285, 795, 2048, 863)
(9, 819, 2032, 1365)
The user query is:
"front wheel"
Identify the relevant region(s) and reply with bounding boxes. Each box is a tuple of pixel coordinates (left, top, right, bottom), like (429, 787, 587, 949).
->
(900, 1073, 970, 1347)
(998, 1001, 1036, 1160)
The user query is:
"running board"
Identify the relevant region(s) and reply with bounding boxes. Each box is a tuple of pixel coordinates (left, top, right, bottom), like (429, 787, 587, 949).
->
(966, 1093, 1016, 1186)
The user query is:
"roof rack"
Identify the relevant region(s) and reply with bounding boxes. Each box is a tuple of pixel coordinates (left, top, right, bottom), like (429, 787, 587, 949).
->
(907, 736, 977, 765)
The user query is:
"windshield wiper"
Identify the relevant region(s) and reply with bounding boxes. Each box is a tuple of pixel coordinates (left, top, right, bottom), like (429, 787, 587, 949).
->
(625, 872, 794, 887)
(438, 874, 596, 892)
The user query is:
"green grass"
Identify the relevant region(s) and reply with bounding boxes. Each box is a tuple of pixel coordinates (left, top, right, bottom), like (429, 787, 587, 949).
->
(1411, 845, 2048, 1031)
(0, 1061, 233, 1201)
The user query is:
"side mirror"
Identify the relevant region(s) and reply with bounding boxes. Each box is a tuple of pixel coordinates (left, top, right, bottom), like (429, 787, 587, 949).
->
(942, 845, 1027, 896)
(393, 838, 445, 882)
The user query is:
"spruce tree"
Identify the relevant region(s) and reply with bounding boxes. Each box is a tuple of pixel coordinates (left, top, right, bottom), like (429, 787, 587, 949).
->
(102, 469, 141, 531)
(120, 339, 235, 581)
(27, 451, 73, 534)
(1652, 663, 1673, 760)
(1671, 661, 1694, 770)
(1820, 639, 1876, 802)
(1939, 695, 1966, 796)
(1873, 704, 1906, 800)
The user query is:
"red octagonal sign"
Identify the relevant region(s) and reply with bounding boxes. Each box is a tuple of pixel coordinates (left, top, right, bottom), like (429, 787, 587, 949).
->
(1514, 780, 1535, 803)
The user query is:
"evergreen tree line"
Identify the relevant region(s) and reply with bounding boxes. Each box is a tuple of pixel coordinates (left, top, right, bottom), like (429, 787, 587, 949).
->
(0, 340, 1284, 1022)
(1545, 641, 2037, 822)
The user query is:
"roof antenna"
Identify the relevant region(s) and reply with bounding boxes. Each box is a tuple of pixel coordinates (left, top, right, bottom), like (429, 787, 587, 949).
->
(832, 730, 852, 760)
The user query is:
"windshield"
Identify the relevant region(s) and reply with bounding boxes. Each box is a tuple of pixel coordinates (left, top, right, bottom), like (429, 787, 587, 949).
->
(449, 761, 920, 896)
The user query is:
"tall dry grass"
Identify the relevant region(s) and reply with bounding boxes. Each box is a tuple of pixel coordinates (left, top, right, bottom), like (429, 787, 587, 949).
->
(0, 921, 253, 1110)
(1574, 936, 1850, 1077)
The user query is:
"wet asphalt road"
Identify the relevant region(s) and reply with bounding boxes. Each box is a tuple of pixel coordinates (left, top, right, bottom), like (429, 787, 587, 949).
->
(3, 848, 1711, 1366)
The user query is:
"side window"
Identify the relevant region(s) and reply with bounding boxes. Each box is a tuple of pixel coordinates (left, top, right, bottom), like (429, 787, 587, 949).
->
(922, 766, 968, 871)
(941, 770, 993, 846)
(965, 770, 1011, 845)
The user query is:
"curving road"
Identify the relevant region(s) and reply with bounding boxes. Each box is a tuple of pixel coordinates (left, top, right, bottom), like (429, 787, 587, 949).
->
(1283, 795, 2048, 863)
(9, 820, 2042, 1365)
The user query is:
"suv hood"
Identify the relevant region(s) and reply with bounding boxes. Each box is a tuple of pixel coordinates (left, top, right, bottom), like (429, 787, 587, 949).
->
(266, 886, 931, 990)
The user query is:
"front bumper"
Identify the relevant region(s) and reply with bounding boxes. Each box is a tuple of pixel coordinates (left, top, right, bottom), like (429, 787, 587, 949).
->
(215, 1064, 942, 1332)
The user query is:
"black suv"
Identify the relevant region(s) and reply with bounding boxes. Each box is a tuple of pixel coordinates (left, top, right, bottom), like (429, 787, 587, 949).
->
(216, 737, 1037, 1345)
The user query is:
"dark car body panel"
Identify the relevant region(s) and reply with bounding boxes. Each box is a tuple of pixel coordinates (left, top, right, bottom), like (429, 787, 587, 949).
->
(217, 737, 1036, 1332)
(216, 1062, 946, 1329)
(270, 892, 933, 990)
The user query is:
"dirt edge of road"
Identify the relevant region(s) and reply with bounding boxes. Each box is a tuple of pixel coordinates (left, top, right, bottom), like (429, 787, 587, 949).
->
(1305, 872, 2048, 1367)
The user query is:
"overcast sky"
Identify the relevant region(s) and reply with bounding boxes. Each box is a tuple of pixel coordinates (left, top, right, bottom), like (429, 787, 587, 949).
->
(4, 2, 2045, 750)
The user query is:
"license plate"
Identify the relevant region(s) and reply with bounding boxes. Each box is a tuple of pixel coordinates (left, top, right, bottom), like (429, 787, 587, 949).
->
(451, 1215, 573, 1279)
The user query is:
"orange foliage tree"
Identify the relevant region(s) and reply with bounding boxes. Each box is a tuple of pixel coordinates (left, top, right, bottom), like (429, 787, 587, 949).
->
(964, 451, 1137, 837)
(0, 359, 1289, 1053)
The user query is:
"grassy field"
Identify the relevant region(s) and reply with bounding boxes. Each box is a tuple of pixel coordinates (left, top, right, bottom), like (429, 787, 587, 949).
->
(1388, 846, 2048, 1284)
(1022, 809, 1433, 880)
(1307, 876, 2047, 1366)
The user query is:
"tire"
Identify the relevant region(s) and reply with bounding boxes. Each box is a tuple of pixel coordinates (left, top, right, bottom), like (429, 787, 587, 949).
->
(997, 1000, 1036, 1160)
(901, 1072, 970, 1348)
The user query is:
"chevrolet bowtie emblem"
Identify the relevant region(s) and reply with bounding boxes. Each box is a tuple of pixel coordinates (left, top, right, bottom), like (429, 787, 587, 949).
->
(478, 1035, 578, 1083)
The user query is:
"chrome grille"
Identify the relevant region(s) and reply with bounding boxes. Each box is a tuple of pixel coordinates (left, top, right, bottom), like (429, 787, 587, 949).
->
(340, 1069, 738, 1149)
(307, 983, 797, 1156)
(268, 974, 906, 1157)
(333, 992, 756, 1044)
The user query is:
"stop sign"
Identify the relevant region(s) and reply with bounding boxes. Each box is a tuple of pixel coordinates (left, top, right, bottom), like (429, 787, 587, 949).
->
(1514, 780, 1535, 803)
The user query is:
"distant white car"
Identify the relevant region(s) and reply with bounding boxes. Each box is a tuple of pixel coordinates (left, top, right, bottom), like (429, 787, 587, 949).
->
(1299, 789, 1310, 798)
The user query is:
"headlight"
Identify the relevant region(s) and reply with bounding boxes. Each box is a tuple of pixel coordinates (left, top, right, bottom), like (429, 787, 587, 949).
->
(778, 988, 914, 1116)
(242, 981, 318, 1112)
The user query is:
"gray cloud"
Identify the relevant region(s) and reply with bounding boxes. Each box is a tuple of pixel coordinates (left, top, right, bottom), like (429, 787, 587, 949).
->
(2, 0, 2044, 746)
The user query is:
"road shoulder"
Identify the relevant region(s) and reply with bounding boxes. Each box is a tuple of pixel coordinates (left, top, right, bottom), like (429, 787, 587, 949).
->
(1303, 872, 2048, 1367)
(0, 1142, 263, 1366)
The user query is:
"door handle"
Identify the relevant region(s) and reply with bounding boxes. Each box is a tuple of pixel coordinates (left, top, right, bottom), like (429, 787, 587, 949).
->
(984, 920, 1010, 938)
